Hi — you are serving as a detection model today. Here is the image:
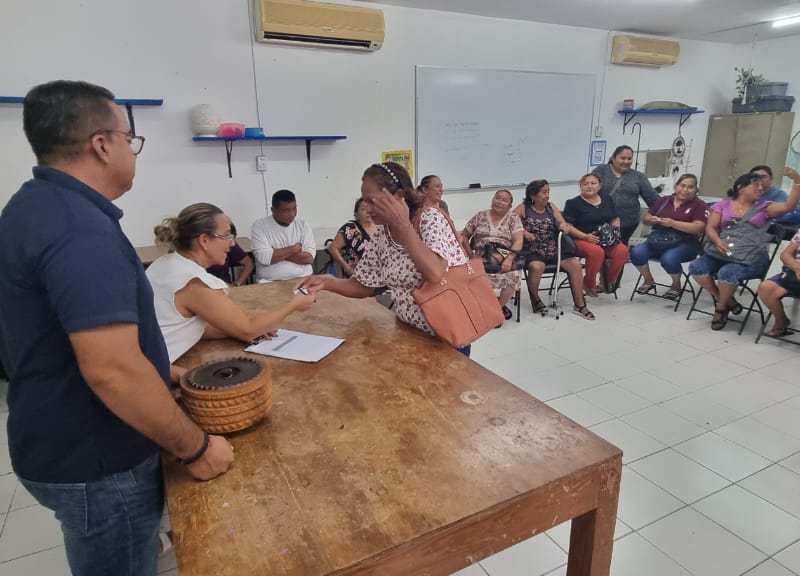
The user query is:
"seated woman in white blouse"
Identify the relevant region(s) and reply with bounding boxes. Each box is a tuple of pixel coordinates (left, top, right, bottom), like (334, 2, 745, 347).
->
(147, 202, 315, 365)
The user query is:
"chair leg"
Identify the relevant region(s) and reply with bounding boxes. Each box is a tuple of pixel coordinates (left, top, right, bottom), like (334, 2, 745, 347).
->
(756, 312, 772, 343)
(629, 273, 643, 302)
(673, 273, 691, 312)
(686, 284, 703, 320)
(515, 288, 521, 323)
(737, 285, 760, 336)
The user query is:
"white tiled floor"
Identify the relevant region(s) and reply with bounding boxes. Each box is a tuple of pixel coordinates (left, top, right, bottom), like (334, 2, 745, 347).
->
(2, 262, 800, 575)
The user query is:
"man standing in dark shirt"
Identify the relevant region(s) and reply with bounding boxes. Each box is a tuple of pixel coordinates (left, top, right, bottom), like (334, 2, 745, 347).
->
(0, 81, 234, 576)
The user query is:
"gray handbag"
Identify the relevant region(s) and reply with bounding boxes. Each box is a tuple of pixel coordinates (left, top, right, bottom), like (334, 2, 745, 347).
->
(703, 203, 771, 263)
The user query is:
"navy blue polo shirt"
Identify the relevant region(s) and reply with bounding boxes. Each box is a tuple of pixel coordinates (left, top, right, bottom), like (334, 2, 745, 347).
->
(0, 166, 171, 483)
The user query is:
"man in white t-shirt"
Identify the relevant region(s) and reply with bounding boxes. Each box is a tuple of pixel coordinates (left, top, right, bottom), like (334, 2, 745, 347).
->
(251, 189, 316, 281)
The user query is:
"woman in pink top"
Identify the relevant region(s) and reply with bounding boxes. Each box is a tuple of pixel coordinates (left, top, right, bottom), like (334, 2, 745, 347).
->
(689, 168, 800, 330)
(297, 162, 473, 355)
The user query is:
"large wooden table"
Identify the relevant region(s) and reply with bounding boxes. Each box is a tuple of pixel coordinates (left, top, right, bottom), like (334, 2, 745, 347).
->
(164, 283, 622, 576)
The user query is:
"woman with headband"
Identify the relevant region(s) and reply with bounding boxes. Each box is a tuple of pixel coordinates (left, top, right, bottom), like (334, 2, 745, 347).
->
(296, 162, 477, 355)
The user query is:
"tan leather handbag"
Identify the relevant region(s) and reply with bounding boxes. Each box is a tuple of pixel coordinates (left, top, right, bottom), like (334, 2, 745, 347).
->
(412, 209, 505, 348)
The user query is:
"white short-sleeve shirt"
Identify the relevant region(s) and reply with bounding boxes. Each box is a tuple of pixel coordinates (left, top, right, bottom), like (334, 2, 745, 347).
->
(250, 215, 316, 281)
(146, 252, 229, 362)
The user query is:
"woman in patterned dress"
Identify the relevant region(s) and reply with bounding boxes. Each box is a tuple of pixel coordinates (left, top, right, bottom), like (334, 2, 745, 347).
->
(513, 180, 595, 320)
(328, 198, 377, 277)
(296, 162, 477, 355)
(461, 189, 523, 320)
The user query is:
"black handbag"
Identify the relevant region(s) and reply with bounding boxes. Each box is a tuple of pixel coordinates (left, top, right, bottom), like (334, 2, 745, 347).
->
(646, 197, 686, 251)
(596, 222, 621, 247)
(481, 242, 512, 273)
(647, 228, 684, 251)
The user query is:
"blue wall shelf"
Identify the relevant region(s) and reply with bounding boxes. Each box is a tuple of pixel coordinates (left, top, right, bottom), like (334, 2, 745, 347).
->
(618, 107, 704, 131)
(193, 134, 347, 177)
(0, 96, 163, 135)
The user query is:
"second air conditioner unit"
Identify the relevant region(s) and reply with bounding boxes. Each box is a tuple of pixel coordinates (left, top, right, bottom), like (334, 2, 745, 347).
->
(611, 35, 680, 67)
(255, 0, 385, 51)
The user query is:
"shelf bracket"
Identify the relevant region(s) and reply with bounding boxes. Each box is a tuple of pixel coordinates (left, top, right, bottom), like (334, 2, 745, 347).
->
(621, 111, 639, 132)
(125, 104, 136, 136)
(224, 140, 234, 178)
(305, 139, 312, 172)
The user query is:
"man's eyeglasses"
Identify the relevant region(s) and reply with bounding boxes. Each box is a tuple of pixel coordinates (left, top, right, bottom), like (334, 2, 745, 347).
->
(91, 130, 145, 156)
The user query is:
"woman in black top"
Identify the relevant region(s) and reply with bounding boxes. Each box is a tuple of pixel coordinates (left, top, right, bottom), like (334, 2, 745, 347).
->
(328, 198, 377, 277)
(563, 174, 630, 296)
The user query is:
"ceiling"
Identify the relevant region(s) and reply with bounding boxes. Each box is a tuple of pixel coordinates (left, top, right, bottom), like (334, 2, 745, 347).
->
(360, 0, 800, 43)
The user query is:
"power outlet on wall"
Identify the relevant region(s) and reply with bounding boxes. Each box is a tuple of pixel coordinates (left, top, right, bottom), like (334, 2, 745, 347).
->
(256, 155, 267, 172)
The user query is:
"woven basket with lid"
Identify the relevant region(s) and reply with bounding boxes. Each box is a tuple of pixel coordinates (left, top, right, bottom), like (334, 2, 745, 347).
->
(180, 357, 271, 434)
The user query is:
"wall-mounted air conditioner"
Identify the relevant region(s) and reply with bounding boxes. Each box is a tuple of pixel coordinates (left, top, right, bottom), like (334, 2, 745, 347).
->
(255, 0, 384, 51)
(611, 35, 680, 67)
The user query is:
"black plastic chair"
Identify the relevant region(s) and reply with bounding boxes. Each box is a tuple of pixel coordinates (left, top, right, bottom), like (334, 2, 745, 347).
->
(755, 310, 800, 346)
(630, 269, 697, 311)
(686, 227, 784, 335)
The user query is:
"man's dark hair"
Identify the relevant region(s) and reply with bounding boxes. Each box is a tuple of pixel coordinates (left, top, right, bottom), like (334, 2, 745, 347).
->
(749, 165, 773, 178)
(272, 189, 296, 208)
(23, 80, 117, 164)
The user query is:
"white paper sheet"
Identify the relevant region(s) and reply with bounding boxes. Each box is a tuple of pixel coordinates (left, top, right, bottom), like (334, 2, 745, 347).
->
(244, 329, 344, 363)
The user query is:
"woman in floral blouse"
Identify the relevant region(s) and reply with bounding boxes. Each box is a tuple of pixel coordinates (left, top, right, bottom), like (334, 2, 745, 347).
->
(297, 162, 475, 355)
(461, 189, 523, 320)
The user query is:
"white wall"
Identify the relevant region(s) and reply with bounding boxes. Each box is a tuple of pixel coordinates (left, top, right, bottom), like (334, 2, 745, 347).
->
(0, 0, 743, 244)
(752, 33, 800, 155)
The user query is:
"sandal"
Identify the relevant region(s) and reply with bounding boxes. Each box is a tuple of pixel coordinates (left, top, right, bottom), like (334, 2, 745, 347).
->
(573, 305, 595, 320)
(767, 316, 792, 337)
(636, 282, 657, 295)
(663, 286, 682, 300)
(767, 325, 792, 338)
(728, 298, 743, 315)
(502, 305, 513, 320)
(531, 297, 547, 315)
(711, 306, 729, 331)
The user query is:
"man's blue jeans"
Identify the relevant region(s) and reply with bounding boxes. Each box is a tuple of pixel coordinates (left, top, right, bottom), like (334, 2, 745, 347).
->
(19, 452, 164, 576)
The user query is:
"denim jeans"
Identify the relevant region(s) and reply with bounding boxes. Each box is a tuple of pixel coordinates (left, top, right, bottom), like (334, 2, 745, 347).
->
(20, 452, 164, 576)
(457, 344, 472, 357)
(629, 241, 700, 275)
(689, 252, 770, 285)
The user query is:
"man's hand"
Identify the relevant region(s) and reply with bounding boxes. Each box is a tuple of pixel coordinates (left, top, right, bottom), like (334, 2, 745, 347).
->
(185, 435, 234, 481)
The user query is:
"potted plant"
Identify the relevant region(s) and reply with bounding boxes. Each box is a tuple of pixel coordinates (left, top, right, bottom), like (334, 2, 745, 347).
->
(734, 66, 765, 104)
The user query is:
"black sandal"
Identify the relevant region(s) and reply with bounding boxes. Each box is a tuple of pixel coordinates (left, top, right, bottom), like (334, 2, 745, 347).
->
(531, 297, 547, 315)
(636, 282, 657, 295)
(711, 306, 729, 331)
(729, 298, 743, 315)
(573, 305, 595, 320)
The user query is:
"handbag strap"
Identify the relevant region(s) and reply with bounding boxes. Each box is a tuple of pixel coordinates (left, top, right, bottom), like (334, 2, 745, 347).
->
(608, 171, 625, 197)
(412, 206, 471, 261)
(653, 196, 672, 217)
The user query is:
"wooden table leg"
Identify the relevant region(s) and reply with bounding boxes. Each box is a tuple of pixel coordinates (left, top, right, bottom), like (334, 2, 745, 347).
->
(566, 456, 622, 576)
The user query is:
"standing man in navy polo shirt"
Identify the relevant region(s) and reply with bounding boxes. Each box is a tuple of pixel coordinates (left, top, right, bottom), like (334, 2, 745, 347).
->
(0, 81, 234, 575)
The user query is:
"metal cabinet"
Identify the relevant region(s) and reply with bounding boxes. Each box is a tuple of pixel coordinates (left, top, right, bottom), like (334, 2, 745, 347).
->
(700, 111, 795, 197)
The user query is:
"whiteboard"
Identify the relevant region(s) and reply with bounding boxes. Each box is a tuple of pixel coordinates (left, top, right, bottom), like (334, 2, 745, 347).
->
(415, 66, 596, 189)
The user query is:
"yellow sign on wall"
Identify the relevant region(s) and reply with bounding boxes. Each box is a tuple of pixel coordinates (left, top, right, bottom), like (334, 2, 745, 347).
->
(380, 149, 414, 180)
